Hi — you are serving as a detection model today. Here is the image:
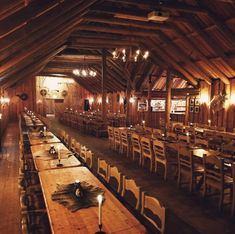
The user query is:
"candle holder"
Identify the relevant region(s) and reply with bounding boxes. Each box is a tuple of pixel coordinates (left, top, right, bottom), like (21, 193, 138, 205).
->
(95, 224, 106, 234)
(56, 159, 63, 167)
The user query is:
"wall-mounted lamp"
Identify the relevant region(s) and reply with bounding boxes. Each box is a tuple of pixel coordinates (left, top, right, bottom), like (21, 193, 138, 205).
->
(0, 97, 10, 105)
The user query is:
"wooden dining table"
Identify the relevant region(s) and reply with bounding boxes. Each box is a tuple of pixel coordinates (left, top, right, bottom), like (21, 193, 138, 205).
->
(31, 143, 82, 171)
(28, 131, 61, 145)
(39, 166, 147, 234)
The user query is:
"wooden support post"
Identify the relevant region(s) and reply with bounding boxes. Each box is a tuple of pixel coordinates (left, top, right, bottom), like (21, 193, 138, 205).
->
(185, 95, 190, 125)
(223, 83, 231, 130)
(147, 75, 152, 127)
(101, 49, 107, 121)
(125, 80, 131, 126)
(165, 71, 172, 129)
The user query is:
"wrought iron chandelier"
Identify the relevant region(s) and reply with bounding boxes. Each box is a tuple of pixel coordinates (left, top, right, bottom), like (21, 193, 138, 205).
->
(112, 48, 149, 62)
(72, 68, 97, 77)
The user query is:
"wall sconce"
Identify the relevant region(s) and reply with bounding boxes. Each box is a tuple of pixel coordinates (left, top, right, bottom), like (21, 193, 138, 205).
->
(120, 97, 124, 104)
(89, 97, 94, 104)
(97, 97, 102, 104)
(230, 93, 235, 105)
(0, 97, 10, 105)
(129, 96, 135, 103)
(199, 92, 209, 104)
(0, 113, 2, 119)
(37, 99, 42, 104)
(106, 97, 109, 104)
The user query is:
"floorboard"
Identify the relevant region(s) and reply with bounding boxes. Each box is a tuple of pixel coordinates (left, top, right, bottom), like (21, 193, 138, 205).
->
(0, 122, 21, 234)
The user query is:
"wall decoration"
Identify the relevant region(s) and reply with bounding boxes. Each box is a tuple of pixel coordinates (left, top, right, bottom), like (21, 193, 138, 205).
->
(62, 90, 68, 97)
(194, 106, 199, 113)
(171, 99, 186, 113)
(190, 98, 195, 106)
(190, 106, 194, 112)
(151, 99, 165, 112)
(138, 100, 148, 111)
(40, 89, 47, 96)
(17, 93, 28, 101)
(210, 93, 226, 113)
(195, 98, 200, 105)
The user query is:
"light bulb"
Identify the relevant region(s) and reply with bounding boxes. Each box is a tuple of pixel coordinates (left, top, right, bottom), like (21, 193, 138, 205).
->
(136, 49, 140, 55)
(122, 49, 126, 54)
(143, 51, 149, 59)
(82, 69, 87, 76)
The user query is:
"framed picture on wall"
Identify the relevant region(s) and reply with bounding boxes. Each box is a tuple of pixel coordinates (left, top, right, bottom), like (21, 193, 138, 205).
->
(190, 98, 195, 106)
(194, 106, 199, 113)
(190, 106, 194, 112)
(138, 100, 148, 112)
(195, 98, 200, 106)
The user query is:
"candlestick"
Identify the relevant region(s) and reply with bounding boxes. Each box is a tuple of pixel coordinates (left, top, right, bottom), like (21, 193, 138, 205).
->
(97, 194, 102, 226)
(43, 126, 46, 136)
(208, 119, 211, 127)
(58, 146, 61, 160)
(186, 132, 190, 143)
(142, 120, 145, 128)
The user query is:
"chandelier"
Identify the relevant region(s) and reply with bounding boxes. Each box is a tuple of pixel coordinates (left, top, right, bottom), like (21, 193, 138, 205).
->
(73, 68, 97, 77)
(112, 48, 149, 62)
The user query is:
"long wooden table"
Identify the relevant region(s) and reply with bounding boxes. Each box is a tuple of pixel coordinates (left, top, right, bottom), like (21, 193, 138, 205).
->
(31, 143, 81, 171)
(28, 131, 61, 145)
(39, 167, 147, 234)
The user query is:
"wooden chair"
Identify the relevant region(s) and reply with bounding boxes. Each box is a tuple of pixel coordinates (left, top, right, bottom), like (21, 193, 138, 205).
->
(64, 133, 70, 146)
(70, 138, 76, 152)
(194, 138, 208, 148)
(107, 126, 115, 149)
(97, 158, 109, 182)
(153, 140, 177, 180)
(120, 129, 130, 157)
(85, 150, 93, 169)
(203, 154, 233, 211)
(108, 166, 122, 193)
(231, 163, 235, 216)
(140, 137, 154, 172)
(74, 141, 81, 156)
(144, 127, 153, 135)
(141, 193, 166, 234)
(153, 128, 162, 138)
(131, 133, 142, 165)
(177, 147, 204, 192)
(113, 127, 121, 152)
(178, 134, 189, 143)
(121, 176, 141, 210)
(166, 132, 177, 141)
(80, 145, 88, 162)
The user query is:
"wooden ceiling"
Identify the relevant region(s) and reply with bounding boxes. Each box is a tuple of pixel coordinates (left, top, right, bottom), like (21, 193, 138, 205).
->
(0, 0, 235, 93)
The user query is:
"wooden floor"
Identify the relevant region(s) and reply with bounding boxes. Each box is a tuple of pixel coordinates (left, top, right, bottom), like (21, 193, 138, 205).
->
(0, 122, 21, 234)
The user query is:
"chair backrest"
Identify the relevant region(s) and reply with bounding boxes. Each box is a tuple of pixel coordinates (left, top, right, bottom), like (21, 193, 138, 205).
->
(60, 130, 66, 141)
(145, 127, 153, 134)
(114, 128, 121, 141)
(203, 154, 224, 185)
(194, 138, 208, 148)
(178, 134, 188, 143)
(80, 145, 88, 161)
(167, 132, 177, 141)
(153, 140, 166, 161)
(85, 150, 93, 169)
(64, 133, 70, 145)
(70, 138, 76, 151)
(74, 142, 81, 155)
(108, 166, 122, 193)
(140, 137, 152, 156)
(153, 128, 162, 137)
(97, 158, 109, 181)
(141, 193, 166, 234)
(108, 126, 114, 139)
(120, 129, 128, 145)
(121, 176, 141, 210)
(131, 133, 141, 149)
(178, 147, 193, 171)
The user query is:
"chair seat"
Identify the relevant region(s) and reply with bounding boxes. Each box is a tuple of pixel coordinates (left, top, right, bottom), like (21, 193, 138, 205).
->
(224, 175, 233, 185)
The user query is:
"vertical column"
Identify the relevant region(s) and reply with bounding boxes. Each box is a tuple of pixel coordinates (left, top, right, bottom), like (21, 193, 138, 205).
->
(165, 71, 172, 128)
(101, 49, 107, 121)
(147, 75, 152, 127)
(125, 80, 131, 126)
(184, 95, 190, 125)
(223, 83, 230, 130)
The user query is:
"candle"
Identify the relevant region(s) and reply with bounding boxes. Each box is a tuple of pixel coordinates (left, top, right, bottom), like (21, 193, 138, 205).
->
(58, 146, 61, 160)
(186, 132, 190, 143)
(97, 194, 103, 226)
(43, 126, 46, 136)
(208, 119, 211, 127)
(142, 120, 145, 127)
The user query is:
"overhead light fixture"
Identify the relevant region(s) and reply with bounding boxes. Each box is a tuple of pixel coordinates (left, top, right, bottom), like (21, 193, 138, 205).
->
(112, 48, 149, 62)
(148, 10, 169, 22)
(72, 56, 97, 77)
